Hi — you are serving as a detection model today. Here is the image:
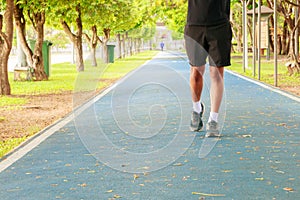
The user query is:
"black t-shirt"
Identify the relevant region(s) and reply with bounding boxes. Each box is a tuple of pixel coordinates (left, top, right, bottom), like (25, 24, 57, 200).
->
(187, 0, 230, 26)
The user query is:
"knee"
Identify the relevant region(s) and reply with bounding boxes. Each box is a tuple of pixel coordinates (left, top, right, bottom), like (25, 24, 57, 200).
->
(210, 67, 224, 81)
(191, 67, 204, 81)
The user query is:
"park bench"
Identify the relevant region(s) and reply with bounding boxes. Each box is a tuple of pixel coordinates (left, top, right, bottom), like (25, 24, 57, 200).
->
(14, 67, 33, 81)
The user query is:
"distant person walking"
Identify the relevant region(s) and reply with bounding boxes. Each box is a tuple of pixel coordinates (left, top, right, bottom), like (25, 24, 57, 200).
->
(160, 42, 165, 51)
(184, 0, 232, 137)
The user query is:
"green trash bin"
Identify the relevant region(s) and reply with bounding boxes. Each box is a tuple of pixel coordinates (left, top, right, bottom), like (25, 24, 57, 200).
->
(28, 39, 53, 77)
(107, 44, 115, 63)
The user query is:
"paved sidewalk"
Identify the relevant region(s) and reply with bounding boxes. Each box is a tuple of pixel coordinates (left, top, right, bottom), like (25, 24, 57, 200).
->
(1, 52, 299, 199)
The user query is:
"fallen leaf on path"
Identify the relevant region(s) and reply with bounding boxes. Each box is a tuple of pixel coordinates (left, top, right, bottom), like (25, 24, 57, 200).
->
(79, 183, 87, 187)
(276, 123, 287, 127)
(239, 157, 249, 160)
(173, 163, 183, 166)
(242, 134, 252, 138)
(255, 177, 264, 181)
(113, 194, 122, 198)
(141, 166, 149, 170)
(222, 170, 232, 173)
(192, 192, 225, 197)
(283, 187, 294, 192)
(133, 174, 139, 180)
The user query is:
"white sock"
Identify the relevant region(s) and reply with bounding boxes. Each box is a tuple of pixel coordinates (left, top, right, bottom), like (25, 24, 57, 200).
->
(192, 101, 202, 114)
(208, 112, 218, 122)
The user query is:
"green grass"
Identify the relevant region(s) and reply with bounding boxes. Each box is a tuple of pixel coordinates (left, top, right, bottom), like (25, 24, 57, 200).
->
(229, 53, 300, 87)
(101, 52, 157, 79)
(0, 50, 159, 158)
(3, 50, 158, 101)
(0, 96, 28, 107)
(0, 125, 43, 158)
(0, 137, 27, 158)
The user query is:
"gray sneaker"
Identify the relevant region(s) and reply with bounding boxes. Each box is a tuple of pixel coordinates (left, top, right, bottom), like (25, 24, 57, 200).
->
(190, 103, 204, 132)
(205, 120, 221, 137)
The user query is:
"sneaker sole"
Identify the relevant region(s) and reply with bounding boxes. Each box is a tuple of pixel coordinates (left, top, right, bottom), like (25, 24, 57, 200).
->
(205, 132, 221, 137)
(190, 126, 204, 132)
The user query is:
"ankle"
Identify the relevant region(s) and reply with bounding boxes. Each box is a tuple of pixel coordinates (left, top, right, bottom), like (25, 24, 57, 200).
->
(208, 112, 218, 122)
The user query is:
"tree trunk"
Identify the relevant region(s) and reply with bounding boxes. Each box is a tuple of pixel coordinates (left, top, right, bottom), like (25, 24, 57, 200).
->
(14, 2, 33, 67)
(32, 12, 47, 81)
(101, 28, 110, 63)
(0, 0, 14, 95)
(138, 38, 142, 53)
(126, 32, 130, 56)
(102, 42, 108, 63)
(268, 16, 274, 52)
(133, 38, 137, 54)
(74, 37, 84, 71)
(149, 40, 152, 50)
(90, 46, 97, 67)
(83, 25, 98, 67)
(116, 33, 122, 59)
(61, 23, 84, 72)
(278, 35, 282, 55)
(14, 1, 47, 80)
(16, 32, 27, 67)
(287, 17, 300, 75)
(282, 21, 289, 55)
(129, 37, 133, 56)
(61, 4, 84, 72)
(231, 20, 241, 53)
(122, 34, 126, 58)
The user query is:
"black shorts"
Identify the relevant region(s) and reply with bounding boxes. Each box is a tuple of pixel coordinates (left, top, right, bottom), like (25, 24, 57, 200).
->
(184, 22, 232, 67)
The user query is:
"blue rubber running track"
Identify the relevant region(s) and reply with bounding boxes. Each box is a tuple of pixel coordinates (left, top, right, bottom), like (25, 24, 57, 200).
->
(0, 51, 299, 199)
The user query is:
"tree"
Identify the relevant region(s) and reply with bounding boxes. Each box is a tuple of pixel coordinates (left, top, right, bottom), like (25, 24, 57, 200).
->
(116, 0, 158, 57)
(14, 0, 48, 81)
(280, 0, 300, 74)
(267, 0, 300, 74)
(0, 0, 14, 95)
(127, 25, 156, 53)
(96, 0, 143, 63)
(82, 0, 118, 65)
(83, 25, 99, 66)
(162, 0, 187, 36)
(230, 1, 244, 53)
(48, 0, 87, 72)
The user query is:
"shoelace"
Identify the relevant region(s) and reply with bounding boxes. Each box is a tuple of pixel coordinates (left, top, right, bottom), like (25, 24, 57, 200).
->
(208, 121, 218, 129)
(192, 112, 199, 122)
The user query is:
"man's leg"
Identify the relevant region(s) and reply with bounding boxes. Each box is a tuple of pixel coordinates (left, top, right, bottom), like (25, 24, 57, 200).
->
(209, 66, 224, 116)
(190, 66, 205, 103)
(205, 66, 224, 137)
(190, 65, 205, 131)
